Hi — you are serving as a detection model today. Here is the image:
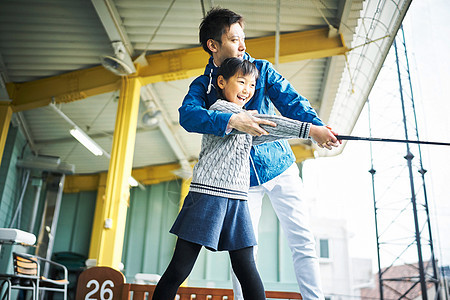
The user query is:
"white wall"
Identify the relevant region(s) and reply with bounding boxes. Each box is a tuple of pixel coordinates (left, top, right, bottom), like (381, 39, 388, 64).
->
(312, 217, 373, 299)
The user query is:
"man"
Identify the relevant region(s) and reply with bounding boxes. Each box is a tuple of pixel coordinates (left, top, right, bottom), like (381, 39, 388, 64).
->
(179, 7, 339, 299)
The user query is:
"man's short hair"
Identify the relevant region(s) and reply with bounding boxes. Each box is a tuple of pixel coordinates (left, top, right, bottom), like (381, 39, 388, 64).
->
(199, 7, 244, 55)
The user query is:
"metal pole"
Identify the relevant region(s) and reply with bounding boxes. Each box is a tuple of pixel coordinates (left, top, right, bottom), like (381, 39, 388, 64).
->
(401, 25, 440, 297)
(274, 0, 281, 70)
(367, 98, 384, 300)
(394, 37, 428, 300)
(29, 177, 43, 233)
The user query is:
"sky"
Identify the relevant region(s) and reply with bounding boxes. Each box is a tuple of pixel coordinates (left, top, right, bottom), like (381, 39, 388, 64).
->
(302, 0, 450, 271)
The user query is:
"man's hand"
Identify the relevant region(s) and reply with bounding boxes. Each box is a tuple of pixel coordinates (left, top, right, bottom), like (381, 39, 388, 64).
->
(229, 111, 277, 136)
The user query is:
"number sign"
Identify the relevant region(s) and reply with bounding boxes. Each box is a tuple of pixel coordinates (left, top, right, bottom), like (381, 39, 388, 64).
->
(76, 267, 125, 300)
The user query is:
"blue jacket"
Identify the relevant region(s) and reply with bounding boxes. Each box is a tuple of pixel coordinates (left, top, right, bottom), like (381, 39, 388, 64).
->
(179, 53, 324, 186)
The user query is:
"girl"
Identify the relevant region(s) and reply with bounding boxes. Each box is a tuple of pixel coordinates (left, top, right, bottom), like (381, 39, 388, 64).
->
(152, 58, 332, 300)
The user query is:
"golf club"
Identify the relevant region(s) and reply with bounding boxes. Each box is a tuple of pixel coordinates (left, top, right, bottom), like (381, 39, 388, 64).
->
(335, 135, 450, 147)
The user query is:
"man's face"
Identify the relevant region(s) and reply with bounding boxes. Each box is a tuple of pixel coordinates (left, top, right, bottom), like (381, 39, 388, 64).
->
(214, 23, 246, 65)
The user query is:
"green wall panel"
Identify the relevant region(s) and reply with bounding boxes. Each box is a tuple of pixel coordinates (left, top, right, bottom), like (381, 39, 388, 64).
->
(257, 196, 298, 291)
(0, 125, 21, 228)
(258, 195, 280, 283)
(53, 191, 97, 256)
(279, 229, 297, 284)
(188, 248, 231, 287)
(0, 124, 34, 230)
(122, 180, 181, 282)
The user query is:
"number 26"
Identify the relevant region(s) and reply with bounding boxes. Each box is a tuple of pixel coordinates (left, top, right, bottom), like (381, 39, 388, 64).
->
(85, 279, 114, 300)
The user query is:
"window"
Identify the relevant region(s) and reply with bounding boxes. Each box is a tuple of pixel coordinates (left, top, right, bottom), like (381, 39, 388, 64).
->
(317, 238, 330, 260)
(319, 239, 329, 258)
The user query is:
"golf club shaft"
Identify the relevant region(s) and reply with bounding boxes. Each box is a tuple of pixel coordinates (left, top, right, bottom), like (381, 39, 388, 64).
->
(335, 135, 450, 146)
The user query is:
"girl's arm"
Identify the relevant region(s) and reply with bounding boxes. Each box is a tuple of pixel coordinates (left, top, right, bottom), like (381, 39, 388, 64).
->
(252, 115, 337, 146)
(252, 114, 310, 145)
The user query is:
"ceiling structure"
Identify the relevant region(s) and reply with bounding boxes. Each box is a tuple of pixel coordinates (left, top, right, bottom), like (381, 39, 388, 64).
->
(0, 0, 412, 177)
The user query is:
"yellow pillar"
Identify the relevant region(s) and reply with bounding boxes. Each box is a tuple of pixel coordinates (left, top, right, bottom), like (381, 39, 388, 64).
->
(291, 144, 315, 163)
(0, 102, 13, 165)
(179, 177, 191, 210)
(95, 76, 142, 269)
(179, 176, 191, 287)
(88, 173, 107, 260)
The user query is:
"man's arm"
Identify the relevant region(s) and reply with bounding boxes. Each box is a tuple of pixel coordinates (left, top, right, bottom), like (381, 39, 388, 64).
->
(261, 63, 340, 149)
(178, 77, 232, 137)
(263, 61, 325, 126)
(179, 76, 276, 137)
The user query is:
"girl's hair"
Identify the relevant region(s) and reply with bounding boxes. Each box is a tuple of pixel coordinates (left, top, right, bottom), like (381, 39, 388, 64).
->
(217, 57, 259, 80)
(216, 57, 259, 99)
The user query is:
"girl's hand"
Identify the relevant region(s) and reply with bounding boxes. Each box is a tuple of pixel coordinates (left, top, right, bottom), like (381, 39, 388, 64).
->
(309, 125, 340, 150)
(326, 125, 342, 144)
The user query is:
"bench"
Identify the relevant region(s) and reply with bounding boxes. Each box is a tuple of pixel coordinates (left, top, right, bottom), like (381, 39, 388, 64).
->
(76, 267, 302, 299)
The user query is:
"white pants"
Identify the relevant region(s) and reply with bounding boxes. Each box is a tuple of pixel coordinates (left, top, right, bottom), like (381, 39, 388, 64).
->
(231, 163, 324, 300)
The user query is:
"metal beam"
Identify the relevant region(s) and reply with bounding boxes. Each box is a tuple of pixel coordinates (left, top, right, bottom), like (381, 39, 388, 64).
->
(91, 0, 134, 56)
(318, 0, 355, 124)
(15, 111, 37, 154)
(245, 27, 347, 64)
(138, 27, 348, 85)
(7, 66, 120, 112)
(318, 57, 341, 123)
(7, 27, 347, 112)
(63, 163, 185, 193)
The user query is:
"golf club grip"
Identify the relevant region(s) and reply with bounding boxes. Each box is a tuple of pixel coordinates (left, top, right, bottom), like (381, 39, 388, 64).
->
(335, 135, 361, 141)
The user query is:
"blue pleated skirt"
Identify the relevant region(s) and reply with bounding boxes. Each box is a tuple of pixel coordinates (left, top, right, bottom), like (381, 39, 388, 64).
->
(170, 192, 256, 251)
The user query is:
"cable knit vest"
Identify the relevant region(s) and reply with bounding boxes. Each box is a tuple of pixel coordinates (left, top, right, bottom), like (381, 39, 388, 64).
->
(189, 100, 311, 200)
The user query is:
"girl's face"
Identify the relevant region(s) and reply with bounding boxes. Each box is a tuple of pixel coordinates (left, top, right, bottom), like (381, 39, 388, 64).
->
(217, 72, 256, 107)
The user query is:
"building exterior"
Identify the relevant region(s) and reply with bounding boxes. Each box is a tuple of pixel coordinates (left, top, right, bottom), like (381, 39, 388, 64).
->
(313, 218, 373, 300)
(360, 263, 438, 300)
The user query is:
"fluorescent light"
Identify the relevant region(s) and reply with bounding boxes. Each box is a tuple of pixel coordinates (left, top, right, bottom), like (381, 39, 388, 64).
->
(128, 176, 139, 187)
(70, 128, 103, 156)
(69, 127, 140, 188)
